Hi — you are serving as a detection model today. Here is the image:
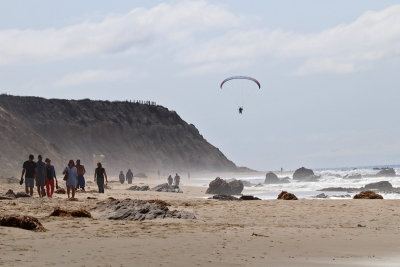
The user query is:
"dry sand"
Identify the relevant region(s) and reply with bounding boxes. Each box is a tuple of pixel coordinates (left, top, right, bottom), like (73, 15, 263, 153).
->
(1, 177, 400, 266)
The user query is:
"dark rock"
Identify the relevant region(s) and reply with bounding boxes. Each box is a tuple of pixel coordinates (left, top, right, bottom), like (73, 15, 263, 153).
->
(353, 191, 383, 199)
(332, 194, 351, 198)
(0, 215, 46, 231)
(264, 172, 290, 184)
(5, 189, 16, 199)
(239, 195, 261, 200)
(209, 195, 238, 200)
(15, 192, 31, 198)
(314, 193, 328, 198)
(376, 168, 396, 177)
(277, 191, 298, 200)
(127, 185, 150, 191)
(343, 173, 362, 179)
(206, 177, 243, 195)
(151, 183, 182, 193)
(293, 167, 319, 181)
(94, 198, 196, 221)
(364, 181, 393, 190)
(319, 187, 359, 192)
(229, 179, 244, 195)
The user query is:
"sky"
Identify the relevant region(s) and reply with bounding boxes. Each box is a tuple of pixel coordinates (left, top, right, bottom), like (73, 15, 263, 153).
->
(1, 0, 400, 171)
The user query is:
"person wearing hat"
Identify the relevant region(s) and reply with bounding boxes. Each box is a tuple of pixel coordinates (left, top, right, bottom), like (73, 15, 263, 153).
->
(21, 154, 37, 196)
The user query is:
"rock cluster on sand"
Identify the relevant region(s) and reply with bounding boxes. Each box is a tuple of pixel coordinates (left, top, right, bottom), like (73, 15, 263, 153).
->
(0, 189, 30, 200)
(94, 198, 196, 221)
(151, 183, 182, 193)
(206, 177, 244, 195)
(264, 172, 290, 184)
(353, 191, 383, 199)
(209, 195, 239, 201)
(50, 208, 92, 218)
(277, 191, 298, 200)
(376, 168, 396, 177)
(127, 185, 150, 191)
(293, 167, 319, 181)
(0, 215, 46, 232)
(239, 195, 261, 200)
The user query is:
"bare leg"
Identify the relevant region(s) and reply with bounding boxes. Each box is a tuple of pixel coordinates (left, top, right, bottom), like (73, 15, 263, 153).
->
(72, 187, 76, 199)
(25, 186, 29, 194)
(29, 186, 33, 196)
(67, 186, 70, 198)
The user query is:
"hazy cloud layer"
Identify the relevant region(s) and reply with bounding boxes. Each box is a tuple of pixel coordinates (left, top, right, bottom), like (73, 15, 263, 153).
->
(0, 2, 399, 77)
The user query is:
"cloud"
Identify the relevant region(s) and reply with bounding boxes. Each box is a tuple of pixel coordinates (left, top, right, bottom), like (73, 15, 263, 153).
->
(0, 1, 399, 76)
(55, 69, 132, 87)
(0, 1, 238, 66)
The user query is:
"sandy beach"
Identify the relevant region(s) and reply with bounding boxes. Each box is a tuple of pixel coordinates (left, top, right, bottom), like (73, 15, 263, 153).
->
(1, 177, 400, 267)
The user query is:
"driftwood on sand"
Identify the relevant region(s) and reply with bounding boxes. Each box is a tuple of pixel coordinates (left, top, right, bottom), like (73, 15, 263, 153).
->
(50, 208, 92, 218)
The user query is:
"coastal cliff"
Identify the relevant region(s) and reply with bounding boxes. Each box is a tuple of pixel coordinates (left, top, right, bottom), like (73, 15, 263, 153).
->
(0, 95, 237, 176)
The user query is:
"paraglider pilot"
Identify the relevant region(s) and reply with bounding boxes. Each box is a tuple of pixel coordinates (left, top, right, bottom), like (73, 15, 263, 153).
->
(238, 107, 243, 114)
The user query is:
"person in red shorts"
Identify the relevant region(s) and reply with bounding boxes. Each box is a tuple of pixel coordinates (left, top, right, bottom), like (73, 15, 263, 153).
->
(44, 158, 57, 197)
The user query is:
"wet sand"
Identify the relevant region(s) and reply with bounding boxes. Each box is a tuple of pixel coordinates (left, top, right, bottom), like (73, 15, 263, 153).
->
(1, 178, 400, 266)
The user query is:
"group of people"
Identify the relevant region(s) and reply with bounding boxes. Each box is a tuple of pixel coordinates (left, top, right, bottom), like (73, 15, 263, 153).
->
(21, 155, 109, 199)
(167, 173, 181, 186)
(118, 169, 134, 184)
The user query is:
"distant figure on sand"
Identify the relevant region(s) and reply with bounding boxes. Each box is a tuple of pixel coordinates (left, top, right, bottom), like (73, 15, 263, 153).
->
(174, 173, 180, 186)
(94, 162, 108, 193)
(63, 160, 78, 199)
(36, 155, 46, 197)
(21, 154, 37, 196)
(44, 158, 57, 198)
(238, 107, 243, 114)
(126, 169, 133, 184)
(119, 171, 125, 184)
(76, 159, 86, 191)
(167, 175, 173, 186)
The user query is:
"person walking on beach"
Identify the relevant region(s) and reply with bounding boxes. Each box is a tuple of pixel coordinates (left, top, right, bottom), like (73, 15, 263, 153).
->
(126, 169, 133, 184)
(76, 159, 86, 191)
(94, 162, 108, 193)
(21, 154, 37, 196)
(174, 173, 180, 186)
(167, 175, 173, 186)
(63, 160, 78, 199)
(44, 158, 57, 197)
(119, 171, 125, 184)
(36, 155, 46, 197)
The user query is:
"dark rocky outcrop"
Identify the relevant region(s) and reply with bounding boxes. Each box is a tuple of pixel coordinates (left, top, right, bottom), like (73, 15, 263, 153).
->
(151, 183, 182, 193)
(94, 198, 196, 220)
(205, 177, 243, 195)
(0, 215, 46, 231)
(343, 173, 362, 179)
(320, 181, 398, 193)
(277, 191, 298, 200)
(0, 95, 237, 176)
(264, 172, 290, 184)
(376, 168, 396, 177)
(239, 195, 261, 200)
(127, 185, 150, 191)
(364, 181, 392, 190)
(209, 195, 238, 201)
(353, 191, 383, 199)
(293, 167, 319, 181)
(314, 193, 328, 198)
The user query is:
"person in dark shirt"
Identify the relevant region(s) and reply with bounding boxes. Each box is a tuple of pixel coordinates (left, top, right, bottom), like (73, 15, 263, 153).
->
(36, 155, 46, 197)
(126, 169, 134, 184)
(44, 158, 57, 198)
(167, 175, 173, 185)
(21, 154, 37, 196)
(94, 162, 108, 193)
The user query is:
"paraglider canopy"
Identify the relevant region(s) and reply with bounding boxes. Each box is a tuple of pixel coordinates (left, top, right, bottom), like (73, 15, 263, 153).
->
(220, 76, 261, 89)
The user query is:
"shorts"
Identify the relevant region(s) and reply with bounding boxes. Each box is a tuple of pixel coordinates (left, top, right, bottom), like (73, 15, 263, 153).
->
(78, 175, 85, 188)
(37, 177, 46, 187)
(25, 177, 35, 187)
